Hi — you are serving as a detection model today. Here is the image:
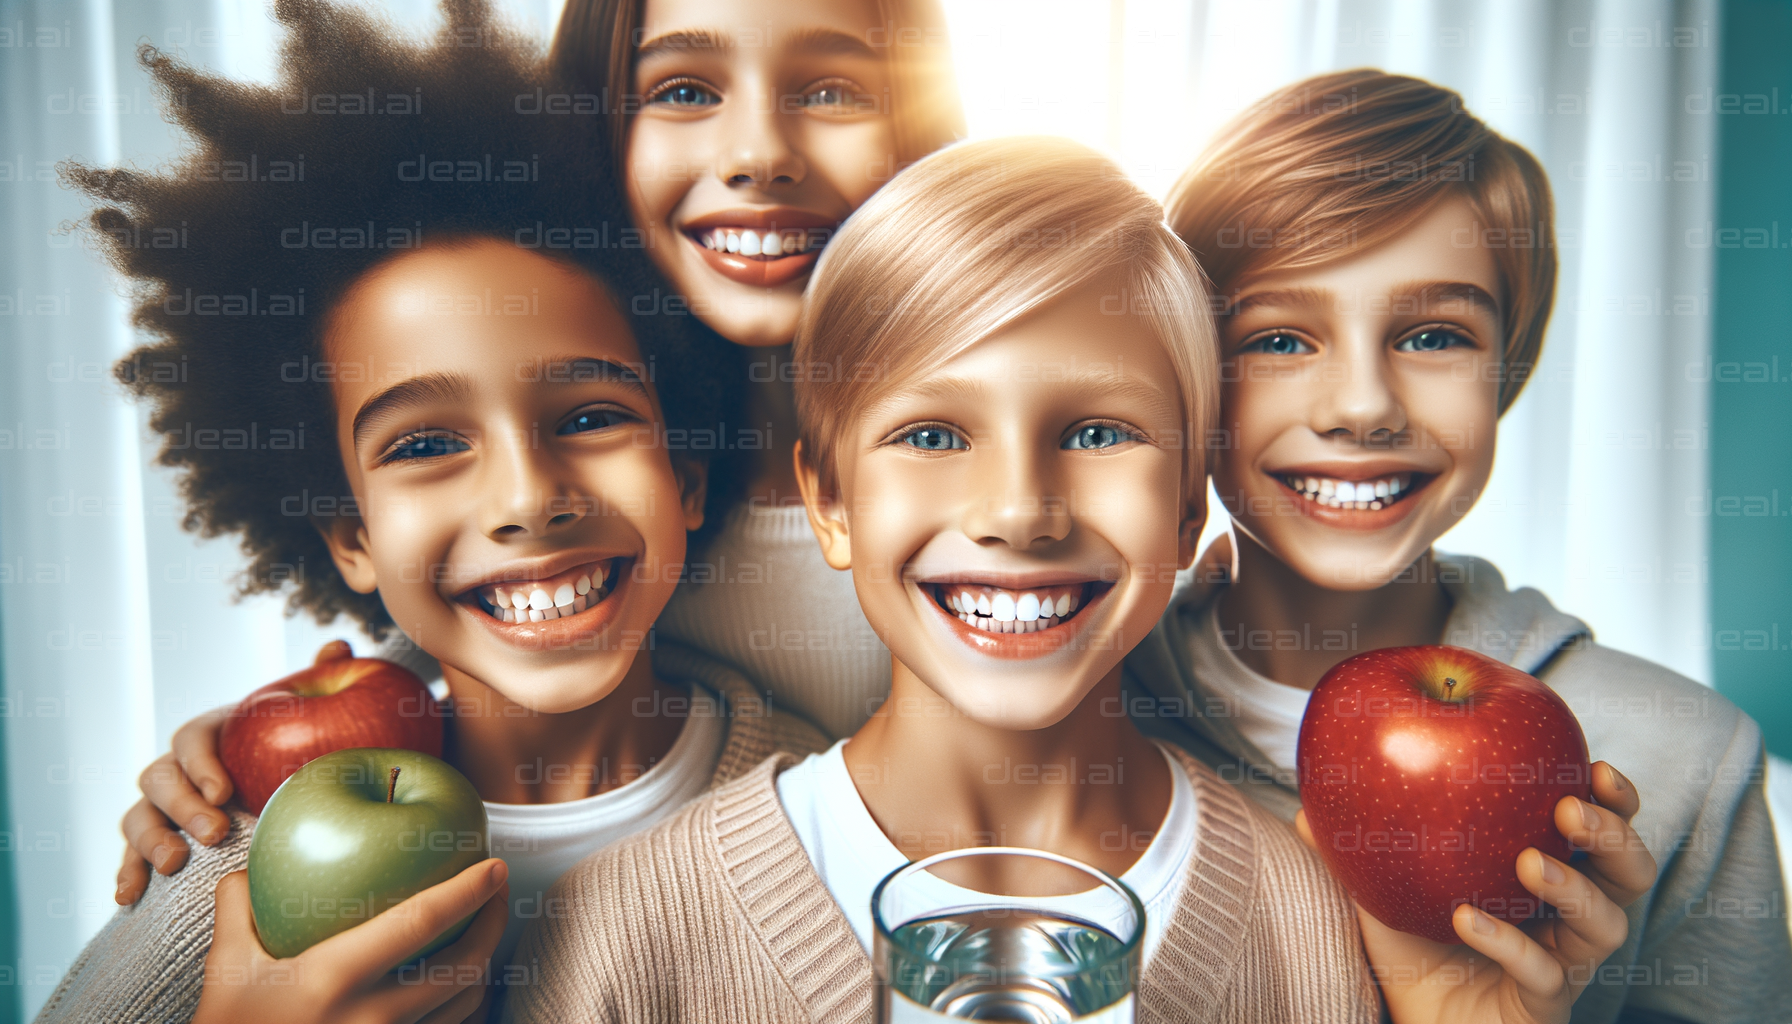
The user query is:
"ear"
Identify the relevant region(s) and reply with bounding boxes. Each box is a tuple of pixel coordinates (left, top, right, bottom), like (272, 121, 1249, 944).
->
(673, 456, 709, 533)
(1176, 476, 1210, 570)
(793, 440, 852, 571)
(316, 514, 379, 594)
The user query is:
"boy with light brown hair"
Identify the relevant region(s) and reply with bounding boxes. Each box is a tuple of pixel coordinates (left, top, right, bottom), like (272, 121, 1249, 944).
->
(1126, 68, 1783, 1023)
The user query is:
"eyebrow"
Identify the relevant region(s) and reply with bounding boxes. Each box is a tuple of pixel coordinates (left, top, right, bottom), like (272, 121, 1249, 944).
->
(350, 358, 648, 449)
(1229, 280, 1500, 319)
(636, 26, 879, 62)
(873, 370, 1179, 424)
(351, 371, 474, 450)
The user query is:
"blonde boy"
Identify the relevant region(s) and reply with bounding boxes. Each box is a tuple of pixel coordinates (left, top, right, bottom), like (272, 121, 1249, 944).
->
(504, 137, 1380, 1023)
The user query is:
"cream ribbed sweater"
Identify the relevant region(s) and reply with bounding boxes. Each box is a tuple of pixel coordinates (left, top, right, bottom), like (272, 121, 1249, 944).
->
(32, 647, 828, 1024)
(502, 747, 1381, 1024)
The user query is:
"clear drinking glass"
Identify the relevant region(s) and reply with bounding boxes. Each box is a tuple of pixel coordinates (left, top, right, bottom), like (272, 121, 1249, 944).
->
(871, 847, 1144, 1024)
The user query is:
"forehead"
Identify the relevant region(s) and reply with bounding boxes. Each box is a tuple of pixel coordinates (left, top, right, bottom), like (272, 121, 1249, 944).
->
(323, 242, 643, 391)
(1231, 197, 1501, 316)
(637, 0, 883, 50)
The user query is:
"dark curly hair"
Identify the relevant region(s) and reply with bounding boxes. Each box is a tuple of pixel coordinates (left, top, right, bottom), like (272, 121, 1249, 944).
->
(64, 0, 745, 639)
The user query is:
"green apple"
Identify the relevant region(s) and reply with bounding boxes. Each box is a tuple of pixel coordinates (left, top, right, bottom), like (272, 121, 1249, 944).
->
(247, 747, 488, 960)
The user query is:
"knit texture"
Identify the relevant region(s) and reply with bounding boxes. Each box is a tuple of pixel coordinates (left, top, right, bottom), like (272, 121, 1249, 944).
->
(31, 647, 828, 1024)
(502, 747, 1381, 1024)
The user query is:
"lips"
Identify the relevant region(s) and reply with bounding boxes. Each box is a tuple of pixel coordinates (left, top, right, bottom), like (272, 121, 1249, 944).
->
(456, 556, 633, 649)
(919, 578, 1112, 659)
(680, 208, 838, 288)
(1270, 469, 1436, 530)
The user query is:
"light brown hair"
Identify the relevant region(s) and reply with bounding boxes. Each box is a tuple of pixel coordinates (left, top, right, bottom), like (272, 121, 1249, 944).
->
(549, 0, 965, 175)
(1165, 69, 1555, 412)
(794, 136, 1218, 501)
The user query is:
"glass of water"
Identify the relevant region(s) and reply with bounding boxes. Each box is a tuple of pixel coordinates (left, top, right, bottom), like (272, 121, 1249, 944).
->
(871, 847, 1144, 1023)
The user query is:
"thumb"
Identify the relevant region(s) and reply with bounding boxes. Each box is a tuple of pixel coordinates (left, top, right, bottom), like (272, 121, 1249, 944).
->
(1293, 808, 1319, 852)
(208, 871, 268, 964)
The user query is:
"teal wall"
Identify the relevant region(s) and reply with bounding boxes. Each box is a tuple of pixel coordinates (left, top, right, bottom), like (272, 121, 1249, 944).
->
(1711, 0, 1792, 757)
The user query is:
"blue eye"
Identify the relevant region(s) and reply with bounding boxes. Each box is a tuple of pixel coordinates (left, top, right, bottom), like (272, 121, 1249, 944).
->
(385, 433, 467, 462)
(1396, 329, 1470, 353)
(651, 81, 720, 108)
(901, 427, 966, 451)
(804, 81, 858, 109)
(1241, 332, 1313, 356)
(559, 409, 631, 435)
(1063, 424, 1137, 450)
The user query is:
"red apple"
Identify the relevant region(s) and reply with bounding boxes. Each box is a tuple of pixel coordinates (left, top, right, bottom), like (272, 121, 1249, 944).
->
(220, 641, 443, 814)
(1296, 644, 1590, 943)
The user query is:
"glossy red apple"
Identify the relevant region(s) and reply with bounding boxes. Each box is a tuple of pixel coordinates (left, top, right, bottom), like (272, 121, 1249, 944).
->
(220, 641, 443, 814)
(1296, 644, 1590, 943)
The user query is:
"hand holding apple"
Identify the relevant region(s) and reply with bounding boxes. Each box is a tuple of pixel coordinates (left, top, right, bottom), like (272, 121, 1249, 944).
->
(1295, 761, 1657, 1024)
(247, 747, 489, 960)
(193, 857, 508, 1024)
(220, 641, 442, 814)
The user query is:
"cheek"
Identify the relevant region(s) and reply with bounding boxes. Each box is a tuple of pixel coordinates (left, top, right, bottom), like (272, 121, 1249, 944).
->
(802, 123, 897, 207)
(626, 131, 691, 223)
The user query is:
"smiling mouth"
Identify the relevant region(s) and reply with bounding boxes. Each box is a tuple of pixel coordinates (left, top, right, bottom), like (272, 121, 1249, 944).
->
(1277, 472, 1430, 511)
(685, 226, 832, 261)
(926, 582, 1103, 634)
(465, 557, 627, 623)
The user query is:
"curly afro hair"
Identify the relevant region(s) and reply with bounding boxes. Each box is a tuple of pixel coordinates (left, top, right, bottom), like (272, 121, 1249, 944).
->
(64, 0, 745, 639)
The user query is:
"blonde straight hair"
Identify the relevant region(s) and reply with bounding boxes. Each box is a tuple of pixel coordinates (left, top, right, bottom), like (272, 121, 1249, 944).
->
(794, 136, 1219, 502)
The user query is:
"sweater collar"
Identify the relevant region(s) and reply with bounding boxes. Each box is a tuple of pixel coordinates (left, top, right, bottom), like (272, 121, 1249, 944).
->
(705, 748, 1266, 1021)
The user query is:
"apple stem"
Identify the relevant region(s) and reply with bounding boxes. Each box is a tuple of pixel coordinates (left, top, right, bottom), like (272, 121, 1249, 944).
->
(387, 766, 399, 804)
(1445, 677, 1457, 694)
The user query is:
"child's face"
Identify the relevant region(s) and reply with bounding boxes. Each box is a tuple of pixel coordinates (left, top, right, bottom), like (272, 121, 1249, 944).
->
(627, 0, 896, 347)
(319, 241, 702, 713)
(804, 275, 1203, 730)
(1214, 196, 1503, 589)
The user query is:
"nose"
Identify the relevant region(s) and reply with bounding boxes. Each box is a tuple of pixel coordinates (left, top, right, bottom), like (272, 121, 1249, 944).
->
(479, 427, 585, 540)
(959, 439, 1072, 551)
(716, 79, 807, 188)
(1313, 329, 1407, 445)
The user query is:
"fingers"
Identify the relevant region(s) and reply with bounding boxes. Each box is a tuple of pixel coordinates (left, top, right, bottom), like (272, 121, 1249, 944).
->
(1451, 901, 1566, 999)
(122, 795, 193, 878)
(413, 982, 490, 1024)
(316, 859, 510, 981)
(367, 879, 511, 1024)
(138, 752, 230, 849)
(207, 871, 269, 967)
(1555, 794, 1658, 907)
(172, 706, 237, 807)
(1590, 761, 1640, 821)
(115, 844, 152, 906)
(1516, 846, 1631, 973)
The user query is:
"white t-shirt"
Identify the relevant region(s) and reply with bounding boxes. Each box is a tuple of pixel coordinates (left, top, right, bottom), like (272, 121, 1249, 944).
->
(1194, 599, 1313, 774)
(775, 740, 1195, 963)
(483, 697, 725, 969)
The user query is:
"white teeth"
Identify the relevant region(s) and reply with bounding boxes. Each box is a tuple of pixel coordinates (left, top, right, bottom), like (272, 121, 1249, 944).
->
(725, 231, 739, 253)
(975, 593, 992, 616)
(762, 231, 782, 256)
(1305, 477, 1319, 494)
(529, 588, 553, 610)
(1056, 593, 1072, 617)
(594, 564, 607, 589)
(1016, 593, 1040, 622)
(555, 584, 575, 606)
(491, 586, 509, 608)
(1318, 479, 1335, 497)
(528, 608, 545, 622)
(739, 230, 761, 256)
(1390, 475, 1403, 494)
(575, 574, 591, 596)
(1374, 480, 1390, 498)
(573, 593, 587, 612)
(1336, 481, 1356, 501)
(992, 593, 1015, 621)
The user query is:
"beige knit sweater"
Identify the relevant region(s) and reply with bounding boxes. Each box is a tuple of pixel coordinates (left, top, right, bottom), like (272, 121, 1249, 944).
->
(502, 746, 1381, 1024)
(32, 645, 828, 1024)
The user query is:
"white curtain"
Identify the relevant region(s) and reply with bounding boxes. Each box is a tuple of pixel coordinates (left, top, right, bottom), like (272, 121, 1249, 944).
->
(0, 0, 1718, 1015)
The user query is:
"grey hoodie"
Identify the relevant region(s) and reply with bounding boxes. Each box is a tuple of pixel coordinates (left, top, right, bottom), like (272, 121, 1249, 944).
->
(1123, 549, 1792, 1024)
